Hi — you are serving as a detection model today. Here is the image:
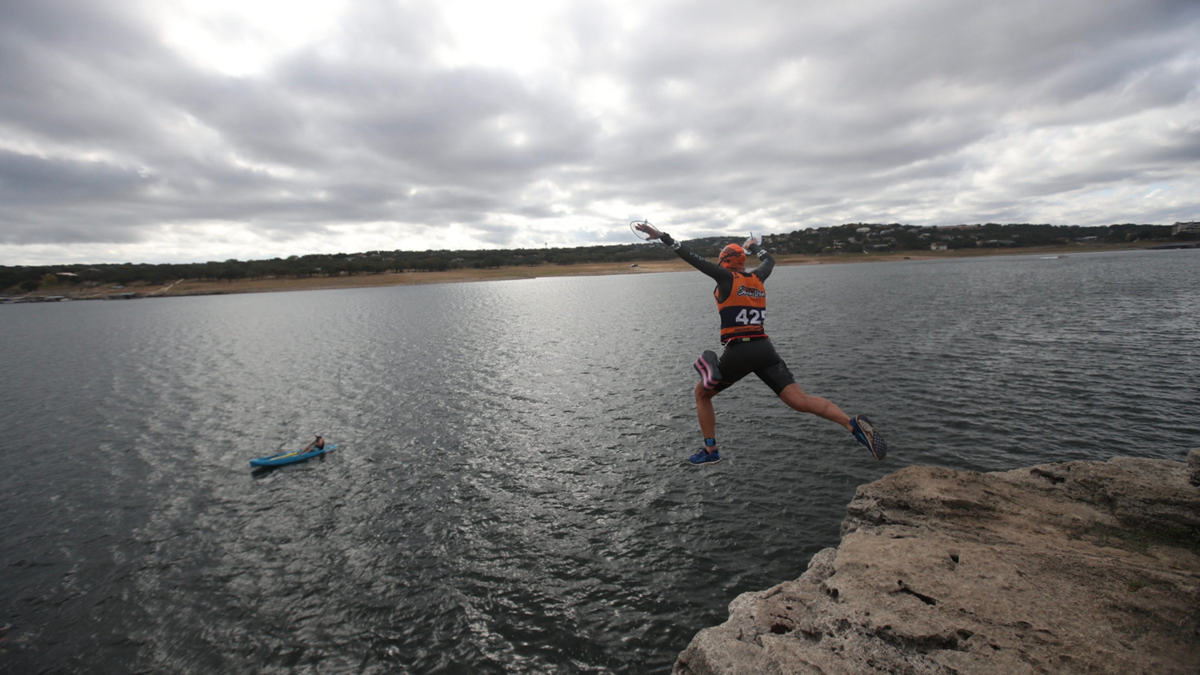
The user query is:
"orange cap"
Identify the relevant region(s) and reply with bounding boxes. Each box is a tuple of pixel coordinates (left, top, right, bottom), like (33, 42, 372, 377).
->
(718, 243, 746, 269)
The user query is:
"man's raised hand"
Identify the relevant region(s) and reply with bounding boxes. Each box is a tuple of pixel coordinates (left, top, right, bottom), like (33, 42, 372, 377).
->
(632, 220, 663, 240)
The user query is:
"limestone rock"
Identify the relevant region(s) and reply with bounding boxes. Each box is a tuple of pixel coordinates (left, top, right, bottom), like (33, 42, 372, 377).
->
(674, 457, 1200, 674)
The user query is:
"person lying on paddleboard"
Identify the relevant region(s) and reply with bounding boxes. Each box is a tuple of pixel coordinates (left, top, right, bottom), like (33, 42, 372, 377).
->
(633, 221, 887, 465)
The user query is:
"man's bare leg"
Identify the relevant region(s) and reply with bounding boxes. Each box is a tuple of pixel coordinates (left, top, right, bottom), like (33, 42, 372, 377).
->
(694, 381, 719, 440)
(778, 383, 852, 431)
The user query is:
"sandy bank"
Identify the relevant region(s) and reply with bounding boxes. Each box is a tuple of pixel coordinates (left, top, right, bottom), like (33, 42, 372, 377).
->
(8, 244, 1122, 301)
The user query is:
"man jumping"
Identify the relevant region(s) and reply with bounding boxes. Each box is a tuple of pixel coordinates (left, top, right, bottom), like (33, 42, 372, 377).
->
(634, 222, 886, 465)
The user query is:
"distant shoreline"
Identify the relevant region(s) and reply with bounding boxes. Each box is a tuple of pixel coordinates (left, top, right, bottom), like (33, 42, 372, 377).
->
(1, 242, 1185, 302)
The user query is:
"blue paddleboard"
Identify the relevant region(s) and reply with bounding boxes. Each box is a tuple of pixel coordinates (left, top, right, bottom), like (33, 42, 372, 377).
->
(249, 444, 338, 468)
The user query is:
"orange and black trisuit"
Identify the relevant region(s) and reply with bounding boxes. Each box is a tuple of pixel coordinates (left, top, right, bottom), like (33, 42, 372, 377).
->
(716, 272, 768, 344)
(658, 233, 797, 396)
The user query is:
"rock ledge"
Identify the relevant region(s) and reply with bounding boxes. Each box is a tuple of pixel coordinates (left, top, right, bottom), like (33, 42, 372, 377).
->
(674, 451, 1200, 674)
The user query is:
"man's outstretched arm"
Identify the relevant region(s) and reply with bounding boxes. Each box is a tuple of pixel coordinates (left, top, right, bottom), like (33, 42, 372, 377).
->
(660, 233, 730, 283)
(634, 221, 732, 285)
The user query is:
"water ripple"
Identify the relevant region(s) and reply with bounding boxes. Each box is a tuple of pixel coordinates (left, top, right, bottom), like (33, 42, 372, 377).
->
(1, 249, 1197, 672)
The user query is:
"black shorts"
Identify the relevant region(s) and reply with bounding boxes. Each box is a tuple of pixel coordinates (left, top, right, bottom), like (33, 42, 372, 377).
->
(713, 337, 796, 395)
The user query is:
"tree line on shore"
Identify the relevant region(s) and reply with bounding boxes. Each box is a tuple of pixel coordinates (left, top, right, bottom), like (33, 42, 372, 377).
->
(2, 222, 1192, 294)
(768, 222, 1188, 255)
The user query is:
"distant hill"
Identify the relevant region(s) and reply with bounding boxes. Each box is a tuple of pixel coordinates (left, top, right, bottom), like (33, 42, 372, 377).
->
(2, 222, 1194, 294)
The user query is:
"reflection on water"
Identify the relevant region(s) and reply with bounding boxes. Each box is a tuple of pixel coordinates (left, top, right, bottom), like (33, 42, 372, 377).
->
(2, 249, 1197, 672)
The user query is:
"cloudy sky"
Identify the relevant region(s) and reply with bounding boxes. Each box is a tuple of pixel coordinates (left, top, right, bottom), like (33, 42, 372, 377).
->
(2, 0, 1198, 265)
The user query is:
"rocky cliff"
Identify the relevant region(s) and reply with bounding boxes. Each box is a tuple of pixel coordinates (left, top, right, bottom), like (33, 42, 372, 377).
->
(674, 449, 1200, 674)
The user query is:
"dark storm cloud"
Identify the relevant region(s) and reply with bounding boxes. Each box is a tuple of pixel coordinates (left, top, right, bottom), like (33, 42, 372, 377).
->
(1, 0, 1198, 263)
(0, 151, 155, 243)
(597, 0, 1200, 196)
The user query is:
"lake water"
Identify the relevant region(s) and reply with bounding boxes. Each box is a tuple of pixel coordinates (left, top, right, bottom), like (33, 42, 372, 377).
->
(2, 249, 1197, 673)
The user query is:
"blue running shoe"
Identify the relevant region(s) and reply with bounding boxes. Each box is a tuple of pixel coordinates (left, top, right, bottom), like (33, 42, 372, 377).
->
(850, 415, 887, 461)
(693, 350, 722, 391)
(688, 448, 722, 465)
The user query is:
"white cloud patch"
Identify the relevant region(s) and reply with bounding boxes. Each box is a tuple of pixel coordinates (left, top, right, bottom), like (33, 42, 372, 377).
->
(0, 0, 1198, 264)
(158, 0, 349, 77)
